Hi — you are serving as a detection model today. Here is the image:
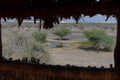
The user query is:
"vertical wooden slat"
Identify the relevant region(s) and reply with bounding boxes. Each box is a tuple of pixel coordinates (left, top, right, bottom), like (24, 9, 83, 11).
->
(39, 18, 42, 31)
(0, 18, 2, 58)
(114, 16, 120, 68)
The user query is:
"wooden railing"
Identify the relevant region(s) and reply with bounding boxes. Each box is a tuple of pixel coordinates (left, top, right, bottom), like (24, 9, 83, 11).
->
(0, 59, 120, 80)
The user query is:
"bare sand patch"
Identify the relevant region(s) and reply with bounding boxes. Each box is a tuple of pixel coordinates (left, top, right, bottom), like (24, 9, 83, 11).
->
(48, 47, 114, 68)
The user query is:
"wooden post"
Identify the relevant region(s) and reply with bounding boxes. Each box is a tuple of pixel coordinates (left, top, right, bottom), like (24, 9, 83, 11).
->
(39, 18, 42, 31)
(114, 16, 120, 68)
(0, 18, 2, 58)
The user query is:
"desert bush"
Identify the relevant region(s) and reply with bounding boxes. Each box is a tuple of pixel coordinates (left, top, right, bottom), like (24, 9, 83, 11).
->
(3, 31, 50, 63)
(82, 28, 106, 44)
(82, 28, 115, 51)
(101, 36, 115, 51)
(52, 27, 71, 40)
(32, 32, 47, 43)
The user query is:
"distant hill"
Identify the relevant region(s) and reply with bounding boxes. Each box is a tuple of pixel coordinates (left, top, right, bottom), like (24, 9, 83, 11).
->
(61, 14, 116, 23)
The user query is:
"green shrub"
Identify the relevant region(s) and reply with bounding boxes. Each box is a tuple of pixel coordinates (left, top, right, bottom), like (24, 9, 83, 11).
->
(82, 28, 115, 51)
(3, 32, 50, 63)
(32, 32, 47, 43)
(102, 36, 115, 51)
(82, 28, 106, 44)
(52, 27, 71, 40)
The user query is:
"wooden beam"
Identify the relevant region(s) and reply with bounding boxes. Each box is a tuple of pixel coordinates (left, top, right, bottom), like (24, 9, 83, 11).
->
(114, 16, 120, 68)
(39, 18, 42, 31)
(0, 3, 119, 17)
(0, 18, 2, 58)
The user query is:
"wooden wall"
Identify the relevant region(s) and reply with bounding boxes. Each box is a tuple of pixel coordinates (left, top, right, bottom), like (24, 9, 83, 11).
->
(0, 59, 120, 80)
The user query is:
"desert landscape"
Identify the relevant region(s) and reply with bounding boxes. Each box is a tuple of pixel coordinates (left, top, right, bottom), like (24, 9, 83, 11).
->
(1, 22, 117, 68)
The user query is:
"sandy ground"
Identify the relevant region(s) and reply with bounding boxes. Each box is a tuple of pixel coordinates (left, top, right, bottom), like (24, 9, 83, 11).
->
(48, 47, 114, 68)
(2, 27, 115, 68)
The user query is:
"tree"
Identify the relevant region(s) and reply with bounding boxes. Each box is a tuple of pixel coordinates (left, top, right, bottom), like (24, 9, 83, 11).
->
(52, 27, 71, 40)
(82, 28, 115, 51)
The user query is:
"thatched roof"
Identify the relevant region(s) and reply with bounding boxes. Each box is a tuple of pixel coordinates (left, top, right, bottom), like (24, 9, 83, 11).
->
(0, 0, 119, 28)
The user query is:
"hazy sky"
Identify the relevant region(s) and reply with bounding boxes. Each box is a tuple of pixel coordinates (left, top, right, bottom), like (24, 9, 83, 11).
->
(4, 14, 117, 23)
(61, 14, 116, 23)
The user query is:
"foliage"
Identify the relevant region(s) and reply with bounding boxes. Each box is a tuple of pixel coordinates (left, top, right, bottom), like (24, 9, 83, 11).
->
(52, 27, 71, 40)
(32, 31, 47, 43)
(3, 31, 50, 63)
(101, 36, 115, 51)
(82, 28, 115, 51)
(80, 41, 95, 47)
(82, 28, 106, 45)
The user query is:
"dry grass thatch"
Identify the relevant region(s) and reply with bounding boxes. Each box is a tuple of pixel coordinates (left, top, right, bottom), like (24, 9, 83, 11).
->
(0, 0, 119, 29)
